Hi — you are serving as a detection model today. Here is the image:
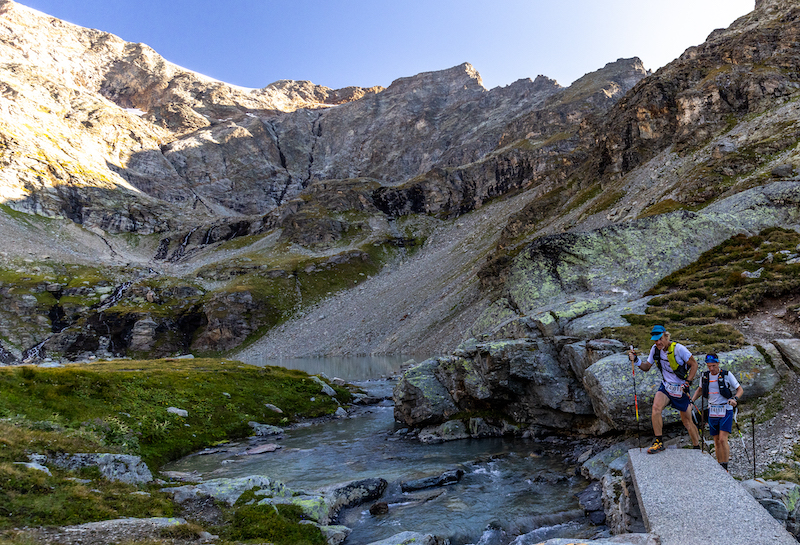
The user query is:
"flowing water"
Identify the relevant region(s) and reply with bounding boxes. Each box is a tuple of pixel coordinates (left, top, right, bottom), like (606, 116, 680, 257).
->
(164, 357, 591, 544)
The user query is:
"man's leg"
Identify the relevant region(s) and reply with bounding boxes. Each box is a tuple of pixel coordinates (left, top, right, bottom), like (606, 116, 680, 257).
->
(717, 431, 731, 463)
(712, 432, 723, 462)
(651, 391, 669, 436)
(648, 391, 670, 453)
(679, 407, 700, 447)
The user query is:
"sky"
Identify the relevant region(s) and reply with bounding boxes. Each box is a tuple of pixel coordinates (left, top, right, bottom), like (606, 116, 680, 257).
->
(18, 0, 755, 91)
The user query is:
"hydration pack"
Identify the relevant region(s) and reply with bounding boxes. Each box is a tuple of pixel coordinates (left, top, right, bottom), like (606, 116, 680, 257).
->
(701, 369, 733, 399)
(653, 341, 689, 380)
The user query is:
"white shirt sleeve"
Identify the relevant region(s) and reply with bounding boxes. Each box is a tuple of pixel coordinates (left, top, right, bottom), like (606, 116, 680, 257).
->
(675, 343, 692, 365)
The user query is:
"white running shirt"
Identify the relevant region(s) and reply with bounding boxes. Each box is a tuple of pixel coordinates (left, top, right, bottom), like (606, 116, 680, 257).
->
(648, 342, 692, 386)
(707, 371, 741, 412)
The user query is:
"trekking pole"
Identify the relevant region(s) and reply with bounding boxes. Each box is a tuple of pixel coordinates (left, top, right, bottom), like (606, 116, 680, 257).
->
(751, 414, 756, 479)
(629, 345, 641, 451)
(701, 390, 706, 454)
(733, 408, 751, 469)
(689, 398, 704, 453)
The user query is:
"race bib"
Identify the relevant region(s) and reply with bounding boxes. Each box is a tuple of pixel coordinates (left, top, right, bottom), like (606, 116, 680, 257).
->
(665, 382, 684, 398)
(710, 404, 728, 418)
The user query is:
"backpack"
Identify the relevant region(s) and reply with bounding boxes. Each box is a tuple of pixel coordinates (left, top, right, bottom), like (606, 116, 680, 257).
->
(652, 341, 689, 380)
(701, 369, 733, 399)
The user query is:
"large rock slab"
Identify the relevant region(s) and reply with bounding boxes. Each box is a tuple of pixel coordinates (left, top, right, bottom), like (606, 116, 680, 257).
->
(394, 339, 597, 431)
(471, 182, 800, 339)
(773, 338, 800, 372)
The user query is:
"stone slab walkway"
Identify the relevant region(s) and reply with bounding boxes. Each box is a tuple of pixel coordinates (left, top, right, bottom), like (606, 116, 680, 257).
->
(628, 447, 797, 545)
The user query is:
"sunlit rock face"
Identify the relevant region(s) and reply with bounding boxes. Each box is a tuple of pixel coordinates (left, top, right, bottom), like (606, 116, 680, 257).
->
(0, 0, 648, 234)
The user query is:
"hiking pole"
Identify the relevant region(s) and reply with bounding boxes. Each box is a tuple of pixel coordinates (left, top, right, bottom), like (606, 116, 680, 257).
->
(701, 390, 706, 454)
(733, 408, 751, 469)
(751, 414, 756, 479)
(629, 345, 641, 451)
(689, 398, 704, 453)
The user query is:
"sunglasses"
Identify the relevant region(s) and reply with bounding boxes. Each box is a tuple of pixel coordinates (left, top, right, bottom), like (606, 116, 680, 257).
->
(705, 355, 719, 364)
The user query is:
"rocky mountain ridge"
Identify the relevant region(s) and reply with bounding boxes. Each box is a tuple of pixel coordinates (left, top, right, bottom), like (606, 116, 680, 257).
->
(3, 0, 800, 377)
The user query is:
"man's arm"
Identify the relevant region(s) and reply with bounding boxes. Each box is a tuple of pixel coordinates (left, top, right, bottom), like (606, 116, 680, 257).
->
(729, 385, 744, 407)
(629, 347, 653, 371)
(686, 356, 698, 382)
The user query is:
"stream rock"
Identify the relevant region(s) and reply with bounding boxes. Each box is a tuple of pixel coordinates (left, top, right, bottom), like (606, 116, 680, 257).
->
(365, 531, 447, 545)
(400, 469, 465, 492)
(164, 475, 287, 506)
(324, 478, 388, 515)
(248, 421, 285, 436)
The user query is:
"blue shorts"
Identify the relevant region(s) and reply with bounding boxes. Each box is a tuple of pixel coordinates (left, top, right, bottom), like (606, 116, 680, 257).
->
(657, 383, 691, 413)
(708, 410, 733, 436)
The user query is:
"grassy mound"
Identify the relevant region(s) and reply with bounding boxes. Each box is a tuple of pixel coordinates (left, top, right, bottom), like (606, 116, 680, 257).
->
(0, 358, 349, 537)
(605, 227, 800, 352)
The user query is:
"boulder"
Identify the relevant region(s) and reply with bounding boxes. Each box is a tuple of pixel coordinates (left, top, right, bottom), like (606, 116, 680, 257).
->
(324, 478, 388, 514)
(395, 339, 597, 432)
(418, 420, 470, 444)
(319, 525, 352, 545)
(248, 422, 284, 436)
(764, 343, 792, 378)
(581, 440, 637, 481)
(393, 359, 458, 427)
(773, 339, 800, 372)
(311, 375, 338, 397)
(164, 475, 286, 506)
(771, 164, 795, 178)
(35, 453, 153, 484)
(741, 479, 800, 536)
(129, 318, 158, 352)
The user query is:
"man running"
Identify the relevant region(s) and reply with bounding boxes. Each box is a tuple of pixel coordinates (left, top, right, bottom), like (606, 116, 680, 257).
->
(691, 353, 743, 471)
(628, 325, 700, 454)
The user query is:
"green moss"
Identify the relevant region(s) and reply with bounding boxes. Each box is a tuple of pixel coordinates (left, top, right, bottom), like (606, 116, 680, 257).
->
(638, 199, 687, 219)
(226, 504, 324, 544)
(565, 184, 603, 214)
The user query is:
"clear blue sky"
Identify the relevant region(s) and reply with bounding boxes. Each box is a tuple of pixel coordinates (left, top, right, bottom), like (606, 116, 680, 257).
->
(18, 0, 755, 90)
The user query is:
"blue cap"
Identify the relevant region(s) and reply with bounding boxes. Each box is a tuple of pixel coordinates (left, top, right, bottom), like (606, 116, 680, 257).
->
(705, 353, 719, 363)
(650, 325, 666, 340)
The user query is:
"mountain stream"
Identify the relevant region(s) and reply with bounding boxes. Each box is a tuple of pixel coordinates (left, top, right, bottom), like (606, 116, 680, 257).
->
(162, 357, 591, 544)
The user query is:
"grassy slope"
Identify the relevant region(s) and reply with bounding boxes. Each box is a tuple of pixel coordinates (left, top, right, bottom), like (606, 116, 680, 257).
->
(0, 358, 348, 543)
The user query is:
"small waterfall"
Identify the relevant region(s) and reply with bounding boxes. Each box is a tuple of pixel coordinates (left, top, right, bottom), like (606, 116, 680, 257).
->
(96, 281, 133, 310)
(22, 339, 47, 363)
(168, 226, 199, 262)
